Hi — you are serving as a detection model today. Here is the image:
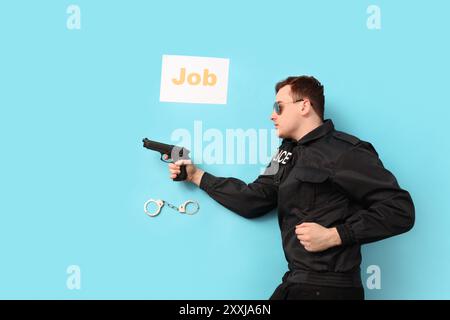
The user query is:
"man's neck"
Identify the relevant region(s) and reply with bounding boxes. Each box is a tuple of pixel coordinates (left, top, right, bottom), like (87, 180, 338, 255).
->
(293, 118, 324, 141)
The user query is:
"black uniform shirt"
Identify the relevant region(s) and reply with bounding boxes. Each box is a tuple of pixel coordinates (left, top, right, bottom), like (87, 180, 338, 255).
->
(199, 119, 414, 287)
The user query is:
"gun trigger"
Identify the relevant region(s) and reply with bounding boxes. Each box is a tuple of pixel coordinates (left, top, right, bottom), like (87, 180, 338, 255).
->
(160, 154, 170, 162)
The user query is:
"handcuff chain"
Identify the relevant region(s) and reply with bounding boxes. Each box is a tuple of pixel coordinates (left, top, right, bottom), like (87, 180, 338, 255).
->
(165, 201, 180, 212)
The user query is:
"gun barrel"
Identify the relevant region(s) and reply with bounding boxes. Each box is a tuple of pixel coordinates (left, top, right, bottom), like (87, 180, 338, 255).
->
(142, 138, 174, 154)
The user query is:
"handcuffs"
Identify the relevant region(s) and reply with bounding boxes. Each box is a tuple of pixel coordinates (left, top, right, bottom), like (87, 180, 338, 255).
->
(144, 198, 200, 217)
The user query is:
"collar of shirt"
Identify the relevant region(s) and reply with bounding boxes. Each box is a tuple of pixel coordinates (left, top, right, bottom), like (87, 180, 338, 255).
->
(282, 119, 335, 147)
(298, 119, 334, 145)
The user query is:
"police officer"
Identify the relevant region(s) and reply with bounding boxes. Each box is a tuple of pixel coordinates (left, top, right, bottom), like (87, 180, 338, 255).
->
(168, 76, 415, 300)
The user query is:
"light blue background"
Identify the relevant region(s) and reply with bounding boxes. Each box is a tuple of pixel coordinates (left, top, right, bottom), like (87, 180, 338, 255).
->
(1, 0, 449, 299)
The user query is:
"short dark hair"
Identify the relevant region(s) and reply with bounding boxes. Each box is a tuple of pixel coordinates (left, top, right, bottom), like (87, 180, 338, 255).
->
(275, 76, 325, 120)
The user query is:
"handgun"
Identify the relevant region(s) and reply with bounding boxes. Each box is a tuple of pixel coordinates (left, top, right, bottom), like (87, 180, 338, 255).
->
(142, 138, 190, 181)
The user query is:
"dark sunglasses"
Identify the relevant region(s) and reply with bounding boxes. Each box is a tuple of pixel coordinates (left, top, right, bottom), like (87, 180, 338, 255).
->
(273, 99, 304, 115)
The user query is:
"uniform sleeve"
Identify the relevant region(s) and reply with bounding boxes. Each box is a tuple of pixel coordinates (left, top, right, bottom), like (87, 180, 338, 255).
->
(333, 142, 415, 246)
(199, 169, 278, 219)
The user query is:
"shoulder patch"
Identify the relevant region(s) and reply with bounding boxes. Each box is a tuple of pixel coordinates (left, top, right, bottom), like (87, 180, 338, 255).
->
(333, 131, 360, 146)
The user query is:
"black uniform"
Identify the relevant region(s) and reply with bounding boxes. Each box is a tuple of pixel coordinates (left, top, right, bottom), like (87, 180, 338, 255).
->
(199, 119, 415, 299)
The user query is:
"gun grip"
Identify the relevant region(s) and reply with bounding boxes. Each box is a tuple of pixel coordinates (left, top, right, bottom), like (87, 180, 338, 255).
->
(174, 165, 187, 181)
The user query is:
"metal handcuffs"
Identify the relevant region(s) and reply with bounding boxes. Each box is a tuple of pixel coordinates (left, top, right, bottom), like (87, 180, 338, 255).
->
(144, 199, 200, 217)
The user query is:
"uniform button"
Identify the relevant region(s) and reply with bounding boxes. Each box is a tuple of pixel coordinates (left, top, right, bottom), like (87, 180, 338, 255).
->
(316, 291, 320, 296)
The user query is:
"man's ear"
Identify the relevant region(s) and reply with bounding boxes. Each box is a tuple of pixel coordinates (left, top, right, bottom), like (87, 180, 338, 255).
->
(300, 99, 311, 114)
(303, 98, 312, 110)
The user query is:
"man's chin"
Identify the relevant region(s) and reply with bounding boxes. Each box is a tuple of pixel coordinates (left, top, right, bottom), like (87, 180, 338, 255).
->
(276, 130, 285, 139)
(277, 131, 292, 140)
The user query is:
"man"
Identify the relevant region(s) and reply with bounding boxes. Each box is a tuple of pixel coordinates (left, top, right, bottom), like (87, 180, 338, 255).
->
(168, 76, 415, 300)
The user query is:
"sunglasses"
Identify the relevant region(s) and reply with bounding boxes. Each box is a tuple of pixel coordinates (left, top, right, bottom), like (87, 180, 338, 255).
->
(273, 99, 304, 115)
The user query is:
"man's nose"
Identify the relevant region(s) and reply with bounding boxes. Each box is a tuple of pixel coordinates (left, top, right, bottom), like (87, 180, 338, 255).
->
(270, 110, 278, 121)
